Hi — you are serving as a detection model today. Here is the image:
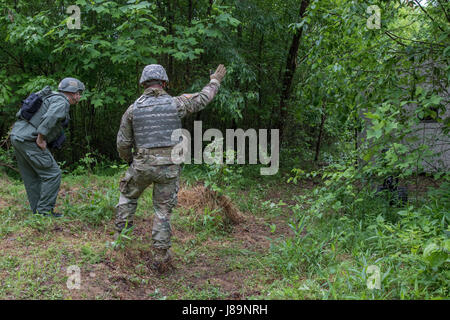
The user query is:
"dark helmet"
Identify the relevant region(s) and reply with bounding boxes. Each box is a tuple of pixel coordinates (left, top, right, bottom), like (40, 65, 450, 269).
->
(58, 77, 85, 93)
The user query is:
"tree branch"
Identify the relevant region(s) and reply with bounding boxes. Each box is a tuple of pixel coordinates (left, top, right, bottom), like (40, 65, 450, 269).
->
(0, 45, 26, 72)
(436, 0, 450, 23)
(385, 30, 446, 48)
(384, 31, 407, 47)
(413, 0, 445, 33)
(0, 162, 18, 173)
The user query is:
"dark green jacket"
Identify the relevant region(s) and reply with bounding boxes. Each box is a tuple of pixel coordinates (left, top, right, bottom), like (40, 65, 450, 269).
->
(11, 89, 70, 144)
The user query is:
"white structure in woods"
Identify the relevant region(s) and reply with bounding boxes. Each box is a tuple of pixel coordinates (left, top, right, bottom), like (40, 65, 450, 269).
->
(361, 59, 449, 173)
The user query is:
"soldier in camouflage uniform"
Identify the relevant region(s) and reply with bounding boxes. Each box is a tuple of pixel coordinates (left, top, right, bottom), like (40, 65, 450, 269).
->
(115, 64, 226, 271)
(10, 78, 85, 216)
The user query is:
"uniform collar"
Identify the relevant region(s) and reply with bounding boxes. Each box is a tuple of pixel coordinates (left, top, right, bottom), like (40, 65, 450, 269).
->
(57, 91, 71, 103)
(143, 87, 168, 97)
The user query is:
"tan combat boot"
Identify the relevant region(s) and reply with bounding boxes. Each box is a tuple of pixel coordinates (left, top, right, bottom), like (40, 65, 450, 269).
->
(151, 248, 173, 273)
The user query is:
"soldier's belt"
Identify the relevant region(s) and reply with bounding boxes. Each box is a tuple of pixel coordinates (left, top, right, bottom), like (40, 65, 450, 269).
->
(136, 147, 173, 157)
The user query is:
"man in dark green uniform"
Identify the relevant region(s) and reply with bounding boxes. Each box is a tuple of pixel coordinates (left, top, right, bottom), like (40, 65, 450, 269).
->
(10, 78, 85, 217)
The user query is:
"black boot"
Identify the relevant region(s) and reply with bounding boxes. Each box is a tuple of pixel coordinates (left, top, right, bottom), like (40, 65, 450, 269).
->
(37, 210, 63, 218)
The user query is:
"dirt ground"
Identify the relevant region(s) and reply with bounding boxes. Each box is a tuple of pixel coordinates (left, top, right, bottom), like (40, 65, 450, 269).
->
(62, 213, 291, 300)
(2, 171, 442, 299)
(0, 176, 297, 300)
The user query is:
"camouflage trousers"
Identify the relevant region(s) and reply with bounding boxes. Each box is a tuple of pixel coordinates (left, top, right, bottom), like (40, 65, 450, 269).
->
(115, 159, 180, 250)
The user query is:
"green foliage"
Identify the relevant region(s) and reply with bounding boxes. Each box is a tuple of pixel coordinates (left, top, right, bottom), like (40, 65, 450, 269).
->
(24, 213, 56, 232)
(80, 244, 105, 264)
(109, 224, 135, 250)
(0, 0, 448, 300)
(203, 157, 245, 195)
(174, 206, 230, 244)
(1, 0, 447, 169)
(270, 169, 449, 299)
(62, 188, 116, 225)
(0, 0, 241, 164)
(0, 143, 16, 173)
(72, 152, 98, 175)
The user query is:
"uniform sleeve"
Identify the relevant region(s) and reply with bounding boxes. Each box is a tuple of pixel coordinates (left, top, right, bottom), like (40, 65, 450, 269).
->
(174, 80, 220, 118)
(36, 96, 68, 137)
(117, 105, 134, 163)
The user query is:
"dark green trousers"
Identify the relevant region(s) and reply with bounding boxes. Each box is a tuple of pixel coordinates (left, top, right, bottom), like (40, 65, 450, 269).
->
(11, 136, 61, 214)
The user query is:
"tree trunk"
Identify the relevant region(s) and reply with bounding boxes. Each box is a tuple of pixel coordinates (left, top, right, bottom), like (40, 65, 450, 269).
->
(278, 0, 310, 142)
(186, 0, 194, 82)
(207, 0, 213, 16)
(257, 34, 264, 129)
(167, 0, 175, 82)
(188, 0, 193, 25)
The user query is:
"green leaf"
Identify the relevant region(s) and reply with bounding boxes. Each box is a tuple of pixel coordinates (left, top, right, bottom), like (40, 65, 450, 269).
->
(423, 243, 448, 269)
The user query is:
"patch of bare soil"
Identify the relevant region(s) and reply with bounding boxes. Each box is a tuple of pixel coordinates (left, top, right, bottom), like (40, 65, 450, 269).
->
(58, 184, 83, 202)
(66, 183, 293, 300)
(0, 198, 8, 210)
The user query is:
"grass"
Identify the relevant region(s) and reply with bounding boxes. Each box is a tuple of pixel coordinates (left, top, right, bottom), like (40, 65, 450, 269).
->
(260, 181, 449, 300)
(0, 164, 448, 300)
(0, 164, 293, 300)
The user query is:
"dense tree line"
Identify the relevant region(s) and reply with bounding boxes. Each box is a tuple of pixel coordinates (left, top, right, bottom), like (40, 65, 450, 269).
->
(0, 0, 448, 171)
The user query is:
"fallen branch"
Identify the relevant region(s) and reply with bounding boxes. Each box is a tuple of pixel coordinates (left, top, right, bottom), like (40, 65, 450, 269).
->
(0, 162, 18, 173)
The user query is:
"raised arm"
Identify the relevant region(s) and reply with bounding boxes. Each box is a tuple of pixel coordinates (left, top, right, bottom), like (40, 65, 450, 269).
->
(174, 64, 226, 118)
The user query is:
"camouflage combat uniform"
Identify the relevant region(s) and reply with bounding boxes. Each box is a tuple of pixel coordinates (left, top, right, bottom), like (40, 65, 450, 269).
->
(115, 74, 222, 250)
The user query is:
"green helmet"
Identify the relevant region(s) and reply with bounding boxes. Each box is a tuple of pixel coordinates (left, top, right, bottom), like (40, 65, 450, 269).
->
(139, 64, 169, 85)
(58, 77, 85, 93)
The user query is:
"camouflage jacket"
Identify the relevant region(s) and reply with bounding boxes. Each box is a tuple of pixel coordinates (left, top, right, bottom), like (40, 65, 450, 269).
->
(117, 80, 220, 165)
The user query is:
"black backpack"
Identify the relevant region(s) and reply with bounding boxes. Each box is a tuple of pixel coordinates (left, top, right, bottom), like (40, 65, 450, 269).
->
(20, 92, 43, 121)
(19, 86, 68, 150)
(19, 86, 55, 122)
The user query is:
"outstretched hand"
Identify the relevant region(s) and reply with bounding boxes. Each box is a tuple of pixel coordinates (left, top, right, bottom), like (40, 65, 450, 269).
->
(210, 64, 227, 83)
